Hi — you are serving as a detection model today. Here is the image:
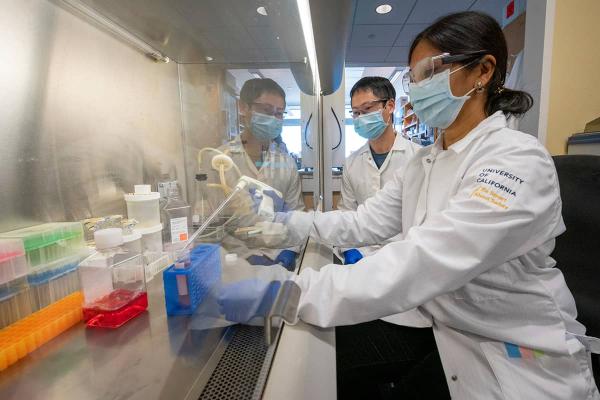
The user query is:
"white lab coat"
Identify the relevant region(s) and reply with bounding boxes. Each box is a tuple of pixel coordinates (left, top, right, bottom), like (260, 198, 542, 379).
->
(290, 111, 600, 399)
(337, 133, 420, 258)
(337, 134, 431, 328)
(214, 138, 304, 261)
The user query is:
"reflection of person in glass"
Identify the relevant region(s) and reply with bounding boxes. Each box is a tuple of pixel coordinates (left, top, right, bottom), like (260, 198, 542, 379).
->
(218, 78, 304, 269)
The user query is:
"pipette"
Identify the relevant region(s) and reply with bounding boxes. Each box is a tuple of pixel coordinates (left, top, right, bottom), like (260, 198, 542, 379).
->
(183, 175, 282, 250)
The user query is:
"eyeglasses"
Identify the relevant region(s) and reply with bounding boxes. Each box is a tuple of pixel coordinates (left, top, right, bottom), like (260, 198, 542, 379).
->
(402, 50, 487, 93)
(350, 99, 389, 119)
(251, 102, 287, 119)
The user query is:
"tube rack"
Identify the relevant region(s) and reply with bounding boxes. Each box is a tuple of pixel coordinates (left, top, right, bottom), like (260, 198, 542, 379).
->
(0, 291, 83, 371)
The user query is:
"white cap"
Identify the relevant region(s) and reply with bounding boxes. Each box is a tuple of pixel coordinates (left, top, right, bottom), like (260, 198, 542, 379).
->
(124, 185, 160, 202)
(122, 231, 142, 243)
(134, 184, 151, 195)
(134, 223, 163, 235)
(94, 228, 124, 250)
(225, 253, 238, 263)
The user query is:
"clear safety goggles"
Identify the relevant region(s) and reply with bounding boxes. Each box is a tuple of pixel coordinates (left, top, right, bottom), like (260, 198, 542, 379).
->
(350, 98, 389, 119)
(251, 102, 287, 119)
(402, 50, 486, 93)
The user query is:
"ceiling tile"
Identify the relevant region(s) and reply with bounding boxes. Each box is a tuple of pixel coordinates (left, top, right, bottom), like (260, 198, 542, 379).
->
(353, 0, 417, 25)
(386, 46, 409, 63)
(346, 47, 391, 63)
(468, 0, 504, 25)
(362, 66, 397, 78)
(350, 24, 403, 47)
(407, 0, 474, 24)
(393, 23, 429, 47)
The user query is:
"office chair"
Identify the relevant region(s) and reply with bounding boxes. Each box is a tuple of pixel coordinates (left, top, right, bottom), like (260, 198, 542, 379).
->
(552, 155, 600, 386)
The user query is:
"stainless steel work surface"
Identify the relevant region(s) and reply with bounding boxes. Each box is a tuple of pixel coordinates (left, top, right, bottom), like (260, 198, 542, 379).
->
(0, 275, 223, 399)
(0, 269, 284, 400)
(263, 238, 337, 400)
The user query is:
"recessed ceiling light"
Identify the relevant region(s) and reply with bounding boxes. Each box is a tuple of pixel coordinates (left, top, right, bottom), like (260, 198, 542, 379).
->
(205, 56, 214, 61)
(375, 4, 392, 14)
(257, 6, 268, 16)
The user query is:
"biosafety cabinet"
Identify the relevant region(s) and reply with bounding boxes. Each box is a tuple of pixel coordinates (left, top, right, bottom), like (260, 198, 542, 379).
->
(0, 0, 348, 398)
(0, 0, 517, 398)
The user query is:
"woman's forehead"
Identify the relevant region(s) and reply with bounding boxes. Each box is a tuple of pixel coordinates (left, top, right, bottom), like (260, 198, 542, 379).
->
(409, 40, 440, 68)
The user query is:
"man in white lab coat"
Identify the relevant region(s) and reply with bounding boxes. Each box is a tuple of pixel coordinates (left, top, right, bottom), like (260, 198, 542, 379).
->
(337, 76, 420, 264)
(200, 78, 304, 270)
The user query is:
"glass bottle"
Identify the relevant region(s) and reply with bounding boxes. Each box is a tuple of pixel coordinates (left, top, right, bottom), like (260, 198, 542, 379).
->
(192, 173, 211, 230)
(162, 183, 191, 249)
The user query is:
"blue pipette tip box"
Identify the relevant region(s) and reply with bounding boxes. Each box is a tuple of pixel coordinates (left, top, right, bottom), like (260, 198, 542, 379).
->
(163, 244, 221, 316)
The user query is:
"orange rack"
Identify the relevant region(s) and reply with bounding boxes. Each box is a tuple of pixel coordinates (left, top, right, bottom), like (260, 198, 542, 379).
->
(0, 291, 83, 371)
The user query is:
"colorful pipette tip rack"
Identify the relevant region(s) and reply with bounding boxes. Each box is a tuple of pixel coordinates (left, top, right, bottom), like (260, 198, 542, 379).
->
(27, 252, 87, 312)
(163, 244, 221, 316)
(0, 222, 85, 270)
(0, 291, 83, 372)
(0, 240, 30, 329)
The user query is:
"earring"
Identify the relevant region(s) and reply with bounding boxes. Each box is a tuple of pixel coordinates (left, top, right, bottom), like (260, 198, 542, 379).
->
(475, 81, 485, 93)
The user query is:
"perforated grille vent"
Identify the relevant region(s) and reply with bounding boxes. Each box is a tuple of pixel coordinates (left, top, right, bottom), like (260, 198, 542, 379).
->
(199, 326, 269, 400)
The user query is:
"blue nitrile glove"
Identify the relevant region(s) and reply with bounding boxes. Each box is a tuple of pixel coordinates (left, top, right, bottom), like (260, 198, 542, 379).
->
(275, 250, 297, 270)
(343, 249, 363, 265)
(264, 189, 287, 213)
(246, 254, 277, 266)
(249, 188, 287, 214)
(218, 279, 282, 323)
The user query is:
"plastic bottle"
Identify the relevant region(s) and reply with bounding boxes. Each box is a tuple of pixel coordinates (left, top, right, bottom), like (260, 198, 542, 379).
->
(192, 173, 212, 230)
(124, 185, 161, 229)
(79, 228, 147, 328)
(162, 183, 192, 249)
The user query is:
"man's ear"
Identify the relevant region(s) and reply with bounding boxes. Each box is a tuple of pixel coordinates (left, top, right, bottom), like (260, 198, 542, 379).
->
(386, 98, 396, 113)
(239, 101, 250, 116)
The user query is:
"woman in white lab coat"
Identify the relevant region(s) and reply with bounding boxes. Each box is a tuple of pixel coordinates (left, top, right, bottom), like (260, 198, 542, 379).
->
(275, 11, 599, 399)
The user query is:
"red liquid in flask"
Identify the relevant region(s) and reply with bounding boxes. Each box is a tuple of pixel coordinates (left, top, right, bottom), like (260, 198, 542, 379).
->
(83, 289, 148, 328)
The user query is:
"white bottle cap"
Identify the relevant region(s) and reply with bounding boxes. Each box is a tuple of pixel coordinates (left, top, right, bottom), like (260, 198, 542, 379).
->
(122, 231, 142, 243)
(134, 184, 152, 195)
(225, 253, 238, 263)
(124, 185, 160, 201)
(94, 228, 124, 250)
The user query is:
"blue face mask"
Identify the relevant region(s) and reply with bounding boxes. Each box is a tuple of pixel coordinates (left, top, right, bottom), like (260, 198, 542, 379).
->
(409, 67, 475, 129)
(353, 110, 389, 140)
(251, 112, 283, 142)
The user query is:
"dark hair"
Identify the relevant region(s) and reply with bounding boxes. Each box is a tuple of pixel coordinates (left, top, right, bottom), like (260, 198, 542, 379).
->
(240, 78, 286, 106)
(408, 11, 532, 117)
(350, 76, 396, 102)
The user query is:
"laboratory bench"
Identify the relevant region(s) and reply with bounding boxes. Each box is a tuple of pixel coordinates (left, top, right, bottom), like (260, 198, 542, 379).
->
(0, 239, 336, 400)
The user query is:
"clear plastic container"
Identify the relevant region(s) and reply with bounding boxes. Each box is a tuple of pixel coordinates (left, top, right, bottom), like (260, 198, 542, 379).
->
(0, 222, 85, 270)
(0, 240, 27, 286)
(124, 185, 161, 229)
(27, 252, 86, 311)
(122, 231, 143, 256)
(79, 229, 147, 329)
(0, 276, 32, 330)
(136, 224, 163, 254)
